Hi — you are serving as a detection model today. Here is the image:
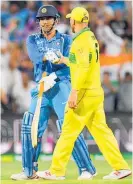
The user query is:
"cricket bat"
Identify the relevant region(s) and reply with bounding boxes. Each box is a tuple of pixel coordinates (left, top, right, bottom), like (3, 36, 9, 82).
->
(31, 72, 47, 147)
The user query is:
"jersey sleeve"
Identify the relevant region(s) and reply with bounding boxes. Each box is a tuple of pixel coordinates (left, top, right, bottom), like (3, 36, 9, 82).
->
(26, 35, 43, 64)
(54, 35, 72, 80)
(63, 35, 72, 57)
(72, 46, 90, 90)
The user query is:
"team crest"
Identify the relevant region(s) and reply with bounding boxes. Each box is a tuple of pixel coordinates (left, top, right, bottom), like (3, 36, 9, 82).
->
(41, 8, 47, 13)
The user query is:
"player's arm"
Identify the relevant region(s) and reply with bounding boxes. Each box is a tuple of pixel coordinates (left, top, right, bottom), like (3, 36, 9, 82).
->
(57, 34, 71, 66)
(63, 35, 72, 57)
(27, 36, 55, 92)
(26, 35, 43, 64)
(53, 35, 72, 80)
(58, 55, 70, 66)
(68, 46, 91, 109)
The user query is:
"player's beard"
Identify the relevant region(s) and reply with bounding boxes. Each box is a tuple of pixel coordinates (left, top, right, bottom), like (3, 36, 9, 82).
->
(71, 24, 75, 33)
(41, 23, 54, 35)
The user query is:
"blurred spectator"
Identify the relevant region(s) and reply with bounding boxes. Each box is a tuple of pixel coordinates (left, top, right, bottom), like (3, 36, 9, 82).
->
(8, 3, 24, 30)
(1, 43, 22, 107)
(22, 2, 37, 36)
(56, 2, 71, 34)
(102, 71, 117, 112)
(109, 9, 131, 40)
(117, 65, 132, 112)
(96, 18, 125, 56)
(87, 2, 97, 33)
(7, 18, 20, 42)
(96, 1, 114, 21)
(125, 1, 132, 27)
(19, 43, 33, 71)
(107, 0, 126, 12)
(12, 70, 35, 114)
(1, 39, 11, 70)
(1, 2, 10, 27)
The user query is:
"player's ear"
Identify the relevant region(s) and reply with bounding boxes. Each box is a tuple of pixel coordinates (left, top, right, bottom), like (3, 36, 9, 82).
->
(55, 18, 59, 25)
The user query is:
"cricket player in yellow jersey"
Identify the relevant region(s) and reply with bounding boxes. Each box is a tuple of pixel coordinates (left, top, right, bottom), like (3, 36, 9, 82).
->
(37, 7, 131, 180)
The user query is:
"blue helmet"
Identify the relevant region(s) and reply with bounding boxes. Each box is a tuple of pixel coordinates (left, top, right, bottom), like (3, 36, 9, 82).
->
(36, 5, 60, 19)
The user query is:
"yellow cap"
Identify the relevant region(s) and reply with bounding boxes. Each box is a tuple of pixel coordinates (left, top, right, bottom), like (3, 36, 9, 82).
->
(66, 7, 89, 23)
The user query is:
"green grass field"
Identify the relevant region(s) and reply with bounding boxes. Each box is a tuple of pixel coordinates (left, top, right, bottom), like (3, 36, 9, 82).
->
(1, 159, 132, 184)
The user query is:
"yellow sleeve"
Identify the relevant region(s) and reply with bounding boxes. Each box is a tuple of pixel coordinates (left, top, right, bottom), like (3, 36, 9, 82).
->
(73, 47, 90, 90)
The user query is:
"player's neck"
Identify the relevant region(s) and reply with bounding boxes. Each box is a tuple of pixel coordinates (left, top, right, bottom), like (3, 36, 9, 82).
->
(43, 29, 56, 40)
(75, 25, 88, 33)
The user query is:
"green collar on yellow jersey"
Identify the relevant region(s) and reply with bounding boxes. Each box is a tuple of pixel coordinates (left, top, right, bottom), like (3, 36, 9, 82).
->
(73, 27, 90, 41)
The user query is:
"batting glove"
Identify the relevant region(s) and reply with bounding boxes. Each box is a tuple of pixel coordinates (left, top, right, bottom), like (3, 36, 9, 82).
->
(38, 73, 57, 92)
(44, 50, 60, 64)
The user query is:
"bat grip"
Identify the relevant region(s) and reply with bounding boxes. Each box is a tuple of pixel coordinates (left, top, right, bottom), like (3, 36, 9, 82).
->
(38, 72, 47, 97)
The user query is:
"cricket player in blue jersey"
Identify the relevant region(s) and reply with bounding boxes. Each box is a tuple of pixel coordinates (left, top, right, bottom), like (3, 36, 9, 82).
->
(11, 5, 96, 180)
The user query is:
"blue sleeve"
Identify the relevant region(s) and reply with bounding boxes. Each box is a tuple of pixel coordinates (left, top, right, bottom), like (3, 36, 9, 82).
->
(54, 35, 71, 80)
(26, 35, 43, 64)
(63, 35, 72, 57)
(52, 34, 72, 71)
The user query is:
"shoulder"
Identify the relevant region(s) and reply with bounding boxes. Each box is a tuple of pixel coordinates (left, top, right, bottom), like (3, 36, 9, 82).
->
(57, 32, 72, 42)
(26, 32, 41, 44)
(61, 33, 71, 39)
(88, 30, 97, 39)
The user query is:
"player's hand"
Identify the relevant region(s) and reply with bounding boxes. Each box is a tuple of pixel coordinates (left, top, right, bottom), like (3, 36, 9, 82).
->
(38, 73, 57, 92)
(43, 50, 60, 64)
(56, 51, 69, 65)
(68, 89, 78, 109)
(38, 79, 55, 92)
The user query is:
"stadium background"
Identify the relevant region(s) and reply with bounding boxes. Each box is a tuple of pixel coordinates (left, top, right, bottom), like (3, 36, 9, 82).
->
(0, 1, 132, 182)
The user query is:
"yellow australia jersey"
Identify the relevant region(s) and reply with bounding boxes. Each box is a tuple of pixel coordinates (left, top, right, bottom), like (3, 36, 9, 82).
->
(68, 27, 103, 95)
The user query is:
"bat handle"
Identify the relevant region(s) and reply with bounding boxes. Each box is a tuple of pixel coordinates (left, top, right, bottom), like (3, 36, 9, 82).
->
(38, 72, 47, 97)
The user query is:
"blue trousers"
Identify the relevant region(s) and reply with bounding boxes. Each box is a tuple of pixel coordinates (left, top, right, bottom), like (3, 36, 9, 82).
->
(21, 80, 96, 176)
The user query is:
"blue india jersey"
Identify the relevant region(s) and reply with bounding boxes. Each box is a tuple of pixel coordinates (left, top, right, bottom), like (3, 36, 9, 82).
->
(26, 31, 71, 83)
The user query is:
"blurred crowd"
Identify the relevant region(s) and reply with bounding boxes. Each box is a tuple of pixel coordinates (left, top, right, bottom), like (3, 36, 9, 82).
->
(1, 1, 132, 114)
